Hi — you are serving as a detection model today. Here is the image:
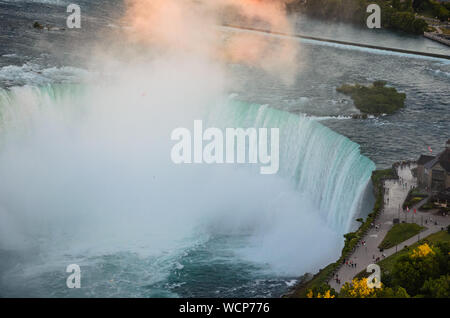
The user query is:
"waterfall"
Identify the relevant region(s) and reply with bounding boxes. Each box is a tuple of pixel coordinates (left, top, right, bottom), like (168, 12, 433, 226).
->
(0, 83, 375, 281)
(0, 84, 375, 236)
(0, 86, 374, 236)
(207, 99, 376, 234)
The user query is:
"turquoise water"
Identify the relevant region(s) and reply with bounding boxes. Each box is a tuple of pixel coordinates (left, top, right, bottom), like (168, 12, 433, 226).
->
(0, 84, 374, 297)
(0, 0, 447, 298)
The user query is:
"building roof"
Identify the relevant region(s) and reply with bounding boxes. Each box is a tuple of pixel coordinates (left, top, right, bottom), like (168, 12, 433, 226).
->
(424, 148, 450, 172)
(440, 148, 450, 172)
(424, 156, 439, 169)
(417, 155, 435, 165)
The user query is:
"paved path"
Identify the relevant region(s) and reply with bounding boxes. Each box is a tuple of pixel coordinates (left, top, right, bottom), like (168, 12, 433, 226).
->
(328, 164, 450, 291)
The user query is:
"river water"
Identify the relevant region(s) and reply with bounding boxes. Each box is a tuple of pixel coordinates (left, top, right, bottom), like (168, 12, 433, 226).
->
(0, 0, 448, 297)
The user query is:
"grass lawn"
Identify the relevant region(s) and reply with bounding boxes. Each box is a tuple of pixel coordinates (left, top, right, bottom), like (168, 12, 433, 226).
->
(378, 223, 426, 250)
(402, 188, 428, 209)
(424, 230, 450, 244)
(371, 168, 395, 185)
(356, 230, 450, 280)
(420, 200, 435, 211)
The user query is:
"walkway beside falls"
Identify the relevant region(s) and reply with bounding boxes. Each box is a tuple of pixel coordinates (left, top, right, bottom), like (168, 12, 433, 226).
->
(328, 163, 450, 292)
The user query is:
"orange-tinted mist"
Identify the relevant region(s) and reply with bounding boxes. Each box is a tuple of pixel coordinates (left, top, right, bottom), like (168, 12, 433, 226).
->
(122, 0, 300, 83)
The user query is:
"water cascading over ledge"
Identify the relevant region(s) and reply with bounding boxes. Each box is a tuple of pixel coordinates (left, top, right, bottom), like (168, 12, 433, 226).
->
(207, 99, 376, 234)
(0, 83, 376, 293)
(0, 84, 375, 237)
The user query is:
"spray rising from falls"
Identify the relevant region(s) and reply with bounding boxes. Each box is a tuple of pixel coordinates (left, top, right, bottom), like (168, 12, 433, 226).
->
(207, 99, 376, 233)
(0, 85, 375, 236)
(0, 83, 374, 285)
(0, 0, 373, 298)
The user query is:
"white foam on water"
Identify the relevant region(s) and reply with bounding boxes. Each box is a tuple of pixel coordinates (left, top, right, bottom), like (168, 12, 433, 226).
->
(0, 63, 91, 86)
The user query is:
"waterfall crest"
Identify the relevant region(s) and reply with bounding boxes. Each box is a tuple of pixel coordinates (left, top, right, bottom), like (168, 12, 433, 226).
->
(207, 99, 375, 233)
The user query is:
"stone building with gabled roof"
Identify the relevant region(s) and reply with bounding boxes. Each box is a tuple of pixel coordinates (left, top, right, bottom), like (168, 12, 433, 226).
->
(417, 139, 450, 192)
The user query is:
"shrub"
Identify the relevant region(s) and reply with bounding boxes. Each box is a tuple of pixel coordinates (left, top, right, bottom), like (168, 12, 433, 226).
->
(420, 275, 450, 298)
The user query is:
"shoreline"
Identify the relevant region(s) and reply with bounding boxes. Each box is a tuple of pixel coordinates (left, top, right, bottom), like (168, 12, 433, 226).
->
(286, 159, 450, 297)
(424, 32, 450, 47)
(284, 163, 401, 297)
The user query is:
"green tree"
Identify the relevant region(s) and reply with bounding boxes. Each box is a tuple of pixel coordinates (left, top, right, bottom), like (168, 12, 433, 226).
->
(373, 80, 387, 88)
(413, 0, 428, 11)
(390, 11, 427, 34)
(420, 275, 450, 298)
(391, 244, 441, 295)
(379, 286, 410, 298)
(404, 0, 414, 11)
(393, 0, 401, 10)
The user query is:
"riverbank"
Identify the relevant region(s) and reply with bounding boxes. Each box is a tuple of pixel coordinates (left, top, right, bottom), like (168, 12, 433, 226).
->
(286, 161, 450, 297)
(424, 32, 450, 47)
(286, 1, 450, 49)
(285, 167, 394, 297)
(287, 0, 428, 35)
(330, 162, 449, 292)
(419, 13, 450, 47)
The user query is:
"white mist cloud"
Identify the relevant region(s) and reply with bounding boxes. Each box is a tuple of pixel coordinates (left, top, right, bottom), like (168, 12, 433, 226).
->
(0, 0, 342, 292)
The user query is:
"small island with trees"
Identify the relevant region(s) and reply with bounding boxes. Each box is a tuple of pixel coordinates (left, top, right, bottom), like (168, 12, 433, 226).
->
(337, 80, 406, 116)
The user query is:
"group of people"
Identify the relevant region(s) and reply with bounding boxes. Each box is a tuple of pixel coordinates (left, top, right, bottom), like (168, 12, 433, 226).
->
(334, 275, 341, 285)
(396, 174, 413, 190)
(384, 187, 390, 205)
(342, 258, 358, 269)
(425, 217, 439, 226)
(393, 160, 414, 170)
(332, 258, 358, 286)
(372, 252, 386, 263)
